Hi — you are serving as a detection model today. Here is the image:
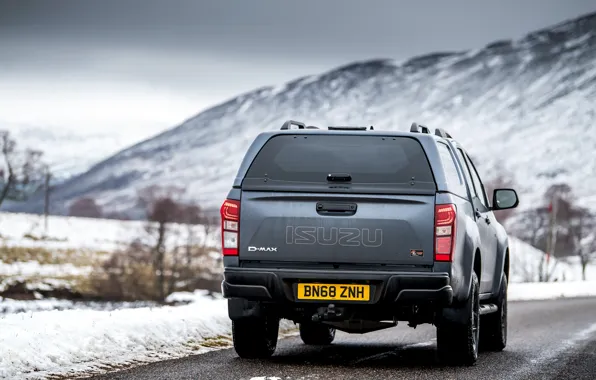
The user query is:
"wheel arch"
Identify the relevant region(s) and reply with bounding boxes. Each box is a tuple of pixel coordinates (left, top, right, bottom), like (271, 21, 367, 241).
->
(492, 233, 511, 296)
(474, 248, 482, 285)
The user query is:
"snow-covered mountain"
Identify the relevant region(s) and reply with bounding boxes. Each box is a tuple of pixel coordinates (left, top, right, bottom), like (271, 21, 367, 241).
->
(2, 122, 172, 180)
(9, 12, 596, 217)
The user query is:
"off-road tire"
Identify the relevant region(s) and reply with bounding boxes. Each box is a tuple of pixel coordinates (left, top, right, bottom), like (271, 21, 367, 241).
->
(299, 322, 336, 345)
(437, 272, 480, 366)
(480, 274, 508, 352)
(232, 316, 279, 358)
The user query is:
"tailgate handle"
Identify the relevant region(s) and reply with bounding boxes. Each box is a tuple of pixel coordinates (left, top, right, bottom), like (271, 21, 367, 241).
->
(327, 173, 352, 182)
(316, 202, 357, 215)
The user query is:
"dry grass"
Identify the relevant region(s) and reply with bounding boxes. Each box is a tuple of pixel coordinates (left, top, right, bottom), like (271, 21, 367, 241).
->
(0, 245, 111, 299)
(88, 254, 160, 301)
(0, 245, 109, 266)
(199, 335, 233, 348)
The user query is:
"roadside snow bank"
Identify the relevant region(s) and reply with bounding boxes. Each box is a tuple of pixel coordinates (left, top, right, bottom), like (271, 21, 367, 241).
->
(0, 297, 158, 314)
(0, 293, 295, 380)
(509, 281, 596, 301)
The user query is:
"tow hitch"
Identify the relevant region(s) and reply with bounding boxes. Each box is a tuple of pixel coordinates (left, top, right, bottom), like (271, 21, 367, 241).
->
(311, 304, 345, 322)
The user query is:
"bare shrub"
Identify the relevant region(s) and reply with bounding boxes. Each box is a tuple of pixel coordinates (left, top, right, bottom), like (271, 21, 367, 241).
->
(91, 186, 221, 301)
(89, 241, 157, 301)
(68, 197, 103, 218)
(569, 207, 596, 281)
(511, 183, 596, 281)
(0, 130, 45, 207)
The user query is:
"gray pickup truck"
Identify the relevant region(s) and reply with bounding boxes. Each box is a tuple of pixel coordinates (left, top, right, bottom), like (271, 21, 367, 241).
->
(220, 120, 519, 365)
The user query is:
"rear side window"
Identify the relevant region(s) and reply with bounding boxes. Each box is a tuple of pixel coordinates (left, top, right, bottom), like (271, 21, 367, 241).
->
(437, 143, 466, 198)
(242, 134, 436, 194)
(437, 143, 462, 186)
(455, 148, 475, 196)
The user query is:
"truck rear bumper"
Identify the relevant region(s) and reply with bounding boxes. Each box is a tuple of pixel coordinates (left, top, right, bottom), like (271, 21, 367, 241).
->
(222, 267, 453, 306)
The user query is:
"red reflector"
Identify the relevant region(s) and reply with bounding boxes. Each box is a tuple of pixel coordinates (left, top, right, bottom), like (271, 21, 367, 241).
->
(435, 253, 451, 262)
(223, 247, 238, 256)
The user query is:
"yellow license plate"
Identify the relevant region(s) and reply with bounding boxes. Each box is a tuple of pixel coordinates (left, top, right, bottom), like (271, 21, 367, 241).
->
(297, 283, 370, 301)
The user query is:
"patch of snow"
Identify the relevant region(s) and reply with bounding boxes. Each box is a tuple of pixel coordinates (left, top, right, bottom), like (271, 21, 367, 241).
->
(0, 298, 74, 314)
(0, 212, 220, 253)
(0, 294, 295, 380)
(509, 281, 596, 301)
(509, 237, 579, 283)
(165, 289, 221, 304)
(0, 260, 93, 277)
(564, 32, 592, 49)
(268, 83, 287, 96)
(0, 212, 145, 251)
(0, 298, 158, 314)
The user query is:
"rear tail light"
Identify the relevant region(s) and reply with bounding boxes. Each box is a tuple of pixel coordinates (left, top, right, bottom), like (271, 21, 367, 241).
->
(434, 204, 457, 262)
(220, 199, 240, 256)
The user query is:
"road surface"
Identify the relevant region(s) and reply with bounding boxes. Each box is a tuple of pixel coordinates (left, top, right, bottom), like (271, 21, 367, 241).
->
(90, 297, 596, 380)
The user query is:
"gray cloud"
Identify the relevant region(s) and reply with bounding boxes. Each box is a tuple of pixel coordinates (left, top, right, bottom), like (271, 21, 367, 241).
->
(3, 1, 595, 56)
(1, 0, 595, 104)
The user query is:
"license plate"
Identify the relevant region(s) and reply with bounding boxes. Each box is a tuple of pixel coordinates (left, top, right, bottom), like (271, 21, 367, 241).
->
(296, 283, 370, 301)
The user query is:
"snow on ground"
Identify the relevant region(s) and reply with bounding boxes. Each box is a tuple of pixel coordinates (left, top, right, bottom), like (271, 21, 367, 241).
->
(0, 261, 93, 277)
(509, 281, 596, 301)
(0, 291, 296, 380)
(509, 237, 579, 282)
(0, 212, 141, 252)
(0, 212, 218, 252)
(0, 297, 157, 314)
(1, 283, 596, 380)
(509, 237, 596, 282)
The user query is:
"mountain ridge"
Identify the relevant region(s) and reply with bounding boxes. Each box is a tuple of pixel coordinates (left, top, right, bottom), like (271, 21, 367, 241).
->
(7, 11, 596, 218)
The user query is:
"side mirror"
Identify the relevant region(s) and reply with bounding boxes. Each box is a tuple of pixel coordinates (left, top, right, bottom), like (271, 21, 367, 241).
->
(492, 188, 519, 210)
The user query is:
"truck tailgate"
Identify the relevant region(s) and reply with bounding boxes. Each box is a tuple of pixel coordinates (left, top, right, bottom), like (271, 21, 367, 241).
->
(239, 192, 436, 266)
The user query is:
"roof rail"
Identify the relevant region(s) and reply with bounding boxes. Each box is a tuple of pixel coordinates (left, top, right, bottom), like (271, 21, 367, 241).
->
(328, 126, 369, 131)
(281, 120, 308, 130)
(410, 122, 431, 134)
(435, 128, 453, 138)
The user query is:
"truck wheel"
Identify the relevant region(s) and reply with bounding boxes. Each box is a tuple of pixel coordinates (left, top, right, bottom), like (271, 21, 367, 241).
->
(299, 322, 336, 345)
(480, 274, 507, 352)
(437, 272, 480, 366)
(232, 316, 279, 359)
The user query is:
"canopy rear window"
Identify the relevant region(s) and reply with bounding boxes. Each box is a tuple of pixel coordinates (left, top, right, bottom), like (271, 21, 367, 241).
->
(242, 134, 436, 194)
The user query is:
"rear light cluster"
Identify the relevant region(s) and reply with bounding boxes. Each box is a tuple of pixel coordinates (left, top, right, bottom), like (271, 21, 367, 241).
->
(434, 204, 457, 262)
(220, 199, 240, 256)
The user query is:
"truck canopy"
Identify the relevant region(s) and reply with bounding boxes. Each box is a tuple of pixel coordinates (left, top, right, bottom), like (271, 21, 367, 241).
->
(237, 133, 439, 267)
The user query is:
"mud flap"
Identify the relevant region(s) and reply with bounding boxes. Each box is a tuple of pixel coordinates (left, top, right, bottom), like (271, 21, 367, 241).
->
(438, 290, 473, 326)
(228, 298, 264, 320)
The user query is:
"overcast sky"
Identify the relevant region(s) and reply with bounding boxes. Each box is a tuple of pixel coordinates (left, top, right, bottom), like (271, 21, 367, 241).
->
(1, 0, 595, 134)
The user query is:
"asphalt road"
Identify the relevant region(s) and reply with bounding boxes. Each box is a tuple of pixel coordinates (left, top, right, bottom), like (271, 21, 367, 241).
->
(90, 297, 596, 380)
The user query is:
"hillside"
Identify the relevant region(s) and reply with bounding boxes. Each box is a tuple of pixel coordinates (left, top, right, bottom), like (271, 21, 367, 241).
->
(2, 122, 170, 180)
(8, 12, 596, 217)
